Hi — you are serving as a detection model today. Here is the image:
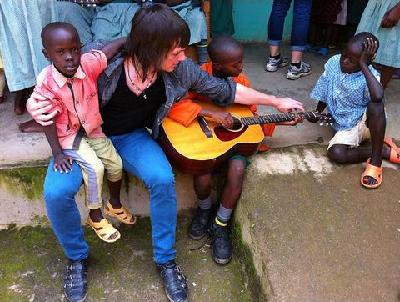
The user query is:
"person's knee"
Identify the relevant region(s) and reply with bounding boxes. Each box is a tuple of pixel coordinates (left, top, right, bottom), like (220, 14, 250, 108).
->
(229, 160, 246, 178)
(44, 183, 77, 214)
(146, 168, 175, 189)
(327, 145, 348, 164)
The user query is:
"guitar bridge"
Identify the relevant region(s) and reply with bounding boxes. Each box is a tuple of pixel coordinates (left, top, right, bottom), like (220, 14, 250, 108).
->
(197, 117, 213, 138)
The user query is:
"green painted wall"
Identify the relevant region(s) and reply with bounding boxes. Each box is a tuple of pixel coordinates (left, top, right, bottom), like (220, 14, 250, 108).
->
(232, 0, 294, 42)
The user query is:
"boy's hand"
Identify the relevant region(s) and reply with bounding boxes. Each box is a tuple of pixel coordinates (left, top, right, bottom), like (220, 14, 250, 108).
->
(359, 38, 378, 66)
(209, 111, 234, 129)
(53, 153, 73, 173)
(307, 110, 321, 123)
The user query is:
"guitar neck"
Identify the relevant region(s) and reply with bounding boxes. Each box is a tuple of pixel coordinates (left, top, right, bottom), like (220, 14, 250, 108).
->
(241, 111, 316, 125)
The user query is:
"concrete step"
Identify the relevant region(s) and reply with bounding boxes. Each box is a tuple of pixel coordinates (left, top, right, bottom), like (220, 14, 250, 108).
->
(0, 215, 254, 302)
(235, 145, 400, 302)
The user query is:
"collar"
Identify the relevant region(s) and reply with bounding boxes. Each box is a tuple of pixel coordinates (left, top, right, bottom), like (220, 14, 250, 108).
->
(52, 64, 86, 88)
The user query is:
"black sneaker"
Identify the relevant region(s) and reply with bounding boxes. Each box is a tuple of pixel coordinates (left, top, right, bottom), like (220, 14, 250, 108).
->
(64, 259, 88, 302)
(157, 260, 188, 302)
(188, 207, 213, 240)
(209, 219, 232, 265)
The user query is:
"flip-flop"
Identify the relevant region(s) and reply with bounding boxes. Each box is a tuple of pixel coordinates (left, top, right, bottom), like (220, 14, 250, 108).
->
(384, 137, 400, 164)
(361, 158, 382, 189)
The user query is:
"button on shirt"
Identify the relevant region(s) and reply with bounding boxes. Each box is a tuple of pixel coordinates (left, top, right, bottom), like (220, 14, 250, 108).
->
(29, 50, 108, 149)
(310, 54, 380, 131)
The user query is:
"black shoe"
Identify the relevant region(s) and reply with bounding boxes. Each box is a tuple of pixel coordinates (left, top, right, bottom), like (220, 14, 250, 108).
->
(188, 207, 213, 240)
(64, 259, 88, 302)
(157, 260, 188, 302)
(209, 219, 232, 265)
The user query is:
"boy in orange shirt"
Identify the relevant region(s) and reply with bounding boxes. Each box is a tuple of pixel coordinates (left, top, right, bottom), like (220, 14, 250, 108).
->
(167, 35, 288, 265)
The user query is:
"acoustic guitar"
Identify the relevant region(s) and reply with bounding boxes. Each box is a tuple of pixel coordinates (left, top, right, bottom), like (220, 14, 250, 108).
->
(159, 102, 333, 175)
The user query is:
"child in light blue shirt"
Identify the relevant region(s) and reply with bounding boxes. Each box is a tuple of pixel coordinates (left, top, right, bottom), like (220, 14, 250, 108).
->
(310, 32, 400, 189)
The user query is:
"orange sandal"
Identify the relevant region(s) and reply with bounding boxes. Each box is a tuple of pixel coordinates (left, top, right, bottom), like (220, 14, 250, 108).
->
(87, 217, 121, 243)
(361, 158, 383, 189)
(104, 201, 137, 225)
(384, 137, 400, 164)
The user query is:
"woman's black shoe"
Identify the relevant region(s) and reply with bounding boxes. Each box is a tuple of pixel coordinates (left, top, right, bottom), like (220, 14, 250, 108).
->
(64, 259, 88, 302)
(188, 207, 213, 240)
(209, 220, 232, 265)
(157, 260, 188, 302)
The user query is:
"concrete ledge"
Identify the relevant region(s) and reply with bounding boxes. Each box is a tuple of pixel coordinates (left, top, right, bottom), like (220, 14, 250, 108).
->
(0, 164, 196, 228)
(235, 145, 400, 302)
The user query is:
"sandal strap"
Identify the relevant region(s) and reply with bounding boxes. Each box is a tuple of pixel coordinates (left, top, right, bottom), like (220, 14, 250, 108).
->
(361, 158, 383, 188)
(88, 218, 119, 238)
(105, 201, 135, 223)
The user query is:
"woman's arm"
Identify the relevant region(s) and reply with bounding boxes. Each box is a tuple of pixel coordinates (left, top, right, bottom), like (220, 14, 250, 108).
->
(234, 83, 304, 113)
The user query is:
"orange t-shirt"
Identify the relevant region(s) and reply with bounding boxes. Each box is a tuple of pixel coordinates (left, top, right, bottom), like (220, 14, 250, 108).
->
(167, 62, 275, 137)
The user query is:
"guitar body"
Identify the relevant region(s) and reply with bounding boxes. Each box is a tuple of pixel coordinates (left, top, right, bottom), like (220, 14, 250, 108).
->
(159, 102, 264, 175)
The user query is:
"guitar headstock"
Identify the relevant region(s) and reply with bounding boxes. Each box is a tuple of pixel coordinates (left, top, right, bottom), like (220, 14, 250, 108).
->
(312, 112, 335, 126)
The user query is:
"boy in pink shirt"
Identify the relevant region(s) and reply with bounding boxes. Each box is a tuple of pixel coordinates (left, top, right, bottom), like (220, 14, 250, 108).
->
(30, 22, 134, 243)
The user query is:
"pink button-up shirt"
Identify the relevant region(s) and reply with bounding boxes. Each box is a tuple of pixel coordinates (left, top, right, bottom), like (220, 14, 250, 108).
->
(30, 50, 107, 149)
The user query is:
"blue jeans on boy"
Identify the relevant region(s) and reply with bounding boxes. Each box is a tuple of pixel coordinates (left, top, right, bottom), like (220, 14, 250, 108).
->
(44, 128, 177, 264)
(267, 0, 312, 51)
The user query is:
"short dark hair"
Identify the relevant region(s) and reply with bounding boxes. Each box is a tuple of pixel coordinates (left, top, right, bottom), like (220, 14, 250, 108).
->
(349, 32, 380, 51)
(126, 3, 190, 79)
(41, 22, 79, 49)
(207, 35, 243, 63)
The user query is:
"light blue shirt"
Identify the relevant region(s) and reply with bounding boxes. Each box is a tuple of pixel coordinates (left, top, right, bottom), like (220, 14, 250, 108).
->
(310, 54, 380, 131)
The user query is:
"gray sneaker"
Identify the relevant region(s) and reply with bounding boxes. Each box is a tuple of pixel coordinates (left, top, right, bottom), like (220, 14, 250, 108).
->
(265, 56, 289, 72)
(286, 61, 311, 80)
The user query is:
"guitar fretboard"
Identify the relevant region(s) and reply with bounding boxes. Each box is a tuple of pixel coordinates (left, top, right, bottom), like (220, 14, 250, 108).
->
(241, 112, 316, 125)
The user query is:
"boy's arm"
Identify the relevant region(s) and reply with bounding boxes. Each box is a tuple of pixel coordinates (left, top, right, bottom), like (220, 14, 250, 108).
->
(359, 38, 383, 103)
(101, 37, 127, 60)
(43, 121, 72, 173)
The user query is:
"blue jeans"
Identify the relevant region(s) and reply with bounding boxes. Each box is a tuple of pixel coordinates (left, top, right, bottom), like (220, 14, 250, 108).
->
(43, 128, 177, 264)
(267, 0, 312, 51)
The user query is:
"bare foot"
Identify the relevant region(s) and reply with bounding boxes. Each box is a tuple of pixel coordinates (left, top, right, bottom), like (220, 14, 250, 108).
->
(19, 119, 44, 133)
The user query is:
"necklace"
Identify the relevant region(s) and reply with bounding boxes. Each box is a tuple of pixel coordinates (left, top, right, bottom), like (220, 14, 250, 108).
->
(126, 67, 156, 100)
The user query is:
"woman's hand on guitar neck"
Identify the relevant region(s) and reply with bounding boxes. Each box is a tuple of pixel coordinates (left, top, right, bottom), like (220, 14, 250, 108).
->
(272, 97, 304, 113)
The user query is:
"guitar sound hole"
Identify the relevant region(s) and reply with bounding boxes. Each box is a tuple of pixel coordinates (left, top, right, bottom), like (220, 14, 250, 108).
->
(230, 117, 243, 132)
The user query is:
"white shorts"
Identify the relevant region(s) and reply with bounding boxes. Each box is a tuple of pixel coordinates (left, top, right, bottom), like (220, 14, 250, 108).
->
(327, 113, 370, 150)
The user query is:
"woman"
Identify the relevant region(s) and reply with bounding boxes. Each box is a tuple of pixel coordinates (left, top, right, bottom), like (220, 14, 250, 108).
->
(27, 4, 303, 302)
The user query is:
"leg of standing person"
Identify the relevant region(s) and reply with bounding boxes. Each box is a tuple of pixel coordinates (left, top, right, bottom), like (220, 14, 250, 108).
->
(0, 0, 57, 115)
(43, 159, 89, 302)
(110, 128, 187, 301)
(380, 65, 396, 89)
(0, 68, 5, 103)
(286, 0, 312, 80)
(265, 0, 291, 72)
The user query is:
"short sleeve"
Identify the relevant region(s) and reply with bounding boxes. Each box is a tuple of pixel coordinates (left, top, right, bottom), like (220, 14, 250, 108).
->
(310, 70, 329, 103)
(81, 49, 108, 80)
